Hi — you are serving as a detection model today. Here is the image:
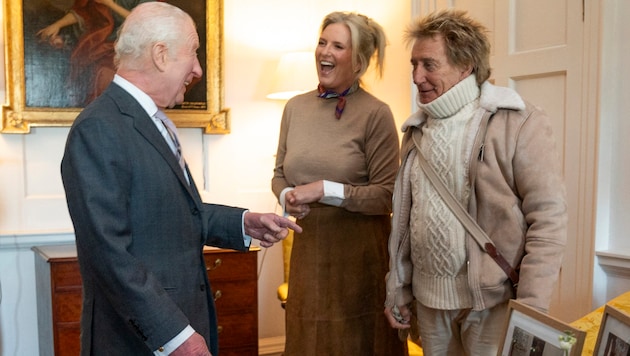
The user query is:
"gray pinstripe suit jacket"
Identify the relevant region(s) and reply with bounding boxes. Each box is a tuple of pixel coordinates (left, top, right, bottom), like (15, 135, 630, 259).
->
(62, 82, 247, 355)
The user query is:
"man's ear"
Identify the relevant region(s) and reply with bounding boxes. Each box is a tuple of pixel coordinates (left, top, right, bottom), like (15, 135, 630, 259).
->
(460, 64, 473, 79)
(151, 42, 168, 72)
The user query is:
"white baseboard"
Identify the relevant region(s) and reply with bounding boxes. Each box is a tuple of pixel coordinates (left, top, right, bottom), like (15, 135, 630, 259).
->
(259, 335, 285, 356)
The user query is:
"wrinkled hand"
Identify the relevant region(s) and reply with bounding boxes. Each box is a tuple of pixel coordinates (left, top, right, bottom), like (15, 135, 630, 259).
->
(384, 305, 412, 330)
(285, 181, 324, 219)
(170, 332, 212, 356)
(244, 212, 303, 248)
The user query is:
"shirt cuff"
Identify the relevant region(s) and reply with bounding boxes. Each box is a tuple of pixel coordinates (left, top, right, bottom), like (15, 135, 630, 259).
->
(279, 187, 295, 217)
(241, 210, 252, 247)
(318, 180, 344, 206)
(153, 325, 195, 355)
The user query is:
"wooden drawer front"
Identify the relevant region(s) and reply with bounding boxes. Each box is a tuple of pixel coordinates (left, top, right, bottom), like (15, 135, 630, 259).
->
(34, 246, 258, 356)
(55, 289, 83, 323)
(211, 279, 257, 314)
(204, 251, 257, 281)
(55, 323, 81, 356)
(51, 261, 83, 289)
(218, 346, 258, 356)
(217, 310, 257, 348)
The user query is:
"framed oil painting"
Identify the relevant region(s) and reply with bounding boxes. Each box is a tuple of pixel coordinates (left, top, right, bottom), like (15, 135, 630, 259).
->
(594, 304, 630, 356)
(498, 299, 586, 356)
(1, 0, 229, 133)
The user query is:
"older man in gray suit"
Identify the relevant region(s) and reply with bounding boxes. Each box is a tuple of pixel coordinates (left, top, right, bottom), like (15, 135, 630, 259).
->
(61, 3, 301, 355)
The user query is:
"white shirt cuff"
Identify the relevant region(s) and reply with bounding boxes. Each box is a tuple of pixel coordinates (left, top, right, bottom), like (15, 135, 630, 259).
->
(318, 180, 344, 206)
(279, 187, 294, 217)
(154, 325, 195, 355)
(242, 210, 252, 247)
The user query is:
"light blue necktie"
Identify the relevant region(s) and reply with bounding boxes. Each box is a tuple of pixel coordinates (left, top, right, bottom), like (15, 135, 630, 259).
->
(155, 110, 186, 174)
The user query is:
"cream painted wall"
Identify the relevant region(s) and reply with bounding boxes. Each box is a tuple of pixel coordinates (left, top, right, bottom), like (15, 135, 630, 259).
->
(593, 0, 630, 306)
(0, 0, 412, 354)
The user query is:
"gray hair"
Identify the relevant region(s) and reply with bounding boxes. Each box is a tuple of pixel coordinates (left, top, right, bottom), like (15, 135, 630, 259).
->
(320, 11, 387, 78)
(114, 2, 194, 69)
(405, 9, 491, 85)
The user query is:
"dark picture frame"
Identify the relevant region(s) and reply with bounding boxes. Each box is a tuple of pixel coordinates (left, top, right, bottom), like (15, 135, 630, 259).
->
(498, 299, 586, 356)
(594, 304, 630, 356)
(1, 0, 229, 134)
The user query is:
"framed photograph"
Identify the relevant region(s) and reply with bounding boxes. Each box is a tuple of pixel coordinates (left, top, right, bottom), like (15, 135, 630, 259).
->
(593, 304, 630, 356)
(1, 0, 229, 134)
(498, 299, 586, 356)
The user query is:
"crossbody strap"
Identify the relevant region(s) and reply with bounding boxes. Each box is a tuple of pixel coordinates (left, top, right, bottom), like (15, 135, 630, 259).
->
(411, 128, 519, 288)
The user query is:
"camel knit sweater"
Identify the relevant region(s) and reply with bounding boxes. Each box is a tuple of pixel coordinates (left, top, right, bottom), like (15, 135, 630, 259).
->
(412, 75, 480, 309)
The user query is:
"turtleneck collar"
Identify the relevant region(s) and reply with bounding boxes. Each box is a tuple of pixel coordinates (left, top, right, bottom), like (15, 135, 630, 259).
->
(417, 74, 480, 119)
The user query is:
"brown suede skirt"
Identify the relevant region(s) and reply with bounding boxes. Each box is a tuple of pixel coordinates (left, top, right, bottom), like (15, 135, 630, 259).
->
(284, 204, 405, 356)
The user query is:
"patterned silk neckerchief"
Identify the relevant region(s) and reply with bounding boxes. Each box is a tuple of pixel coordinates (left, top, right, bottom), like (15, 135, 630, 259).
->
(317, 82, 358, 119)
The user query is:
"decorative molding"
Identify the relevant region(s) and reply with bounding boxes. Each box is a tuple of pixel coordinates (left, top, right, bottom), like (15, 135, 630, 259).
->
(596, 250, 630, 278)
(259, 335, 285, 356)
(0, 231, 74, 250)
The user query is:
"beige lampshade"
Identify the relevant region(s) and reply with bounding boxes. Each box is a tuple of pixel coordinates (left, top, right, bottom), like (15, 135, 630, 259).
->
(266, 51, 318, 100)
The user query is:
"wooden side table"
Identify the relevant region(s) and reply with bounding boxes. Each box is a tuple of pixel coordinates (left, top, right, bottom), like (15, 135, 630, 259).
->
(33, 244, 259, 356)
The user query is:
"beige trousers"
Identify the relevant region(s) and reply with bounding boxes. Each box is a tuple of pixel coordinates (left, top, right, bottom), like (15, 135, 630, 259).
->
(415, 300, 509, 356)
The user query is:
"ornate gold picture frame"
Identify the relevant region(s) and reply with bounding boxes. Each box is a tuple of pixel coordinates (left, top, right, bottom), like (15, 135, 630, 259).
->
(1, 0, 229, 134)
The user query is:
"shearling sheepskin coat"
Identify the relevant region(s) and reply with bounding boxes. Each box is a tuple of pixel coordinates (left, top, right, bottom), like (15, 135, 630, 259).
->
(385, 81, 568, 313)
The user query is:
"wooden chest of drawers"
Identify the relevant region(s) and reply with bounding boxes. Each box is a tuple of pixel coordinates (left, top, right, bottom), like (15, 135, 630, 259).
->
(33, 244, 259, 356)
(204, 247, 259, 356)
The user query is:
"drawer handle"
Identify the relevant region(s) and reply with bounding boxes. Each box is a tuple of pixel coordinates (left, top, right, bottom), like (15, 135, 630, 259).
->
(214, 290, 222, 301)
(207, 258, 222, 271)
(217, 325, 223, 334)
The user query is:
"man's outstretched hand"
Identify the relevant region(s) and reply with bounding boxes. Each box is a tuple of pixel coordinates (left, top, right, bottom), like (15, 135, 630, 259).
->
(244, 212, 302, 248)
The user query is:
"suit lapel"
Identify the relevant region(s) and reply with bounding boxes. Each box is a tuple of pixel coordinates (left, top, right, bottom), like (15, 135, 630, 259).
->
(106, 84, 201, 202)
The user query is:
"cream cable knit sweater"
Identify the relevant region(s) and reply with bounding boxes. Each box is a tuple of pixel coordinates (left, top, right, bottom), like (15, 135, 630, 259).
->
(412, 75, 480, 309)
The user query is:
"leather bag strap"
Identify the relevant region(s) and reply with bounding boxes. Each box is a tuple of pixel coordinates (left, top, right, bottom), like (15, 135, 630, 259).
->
(411, 128, 519, 288)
